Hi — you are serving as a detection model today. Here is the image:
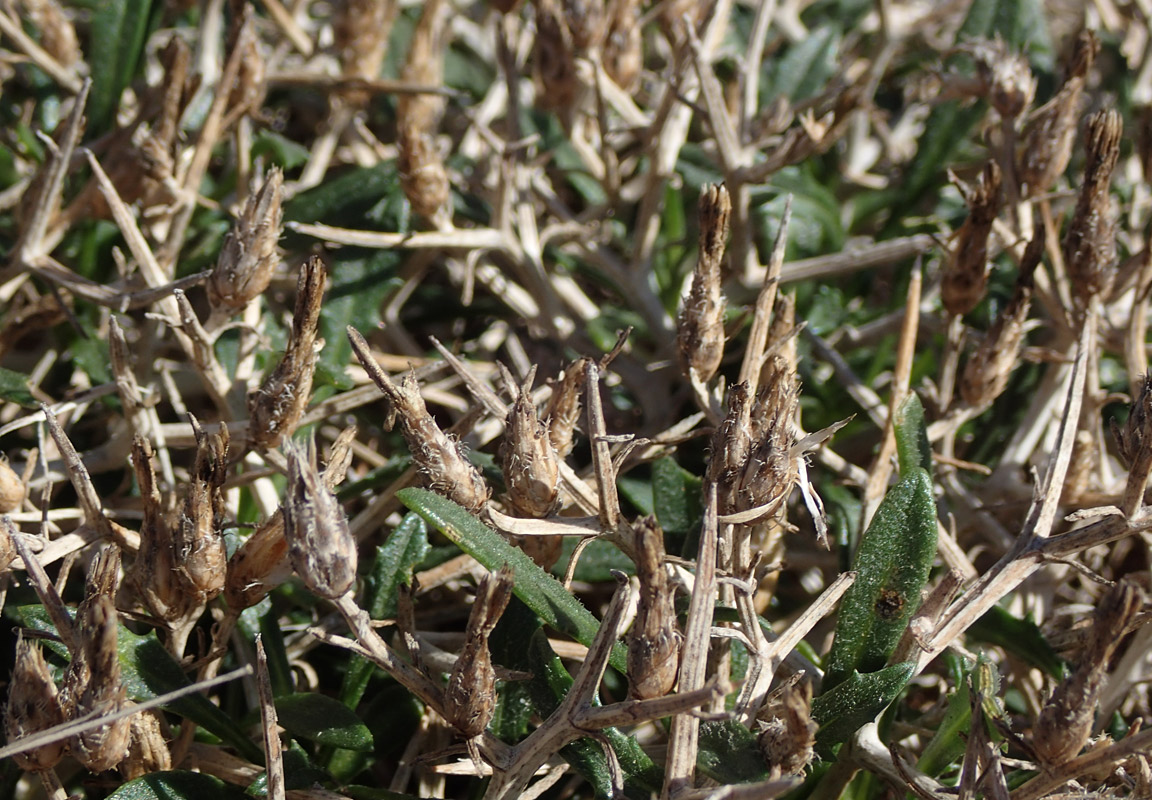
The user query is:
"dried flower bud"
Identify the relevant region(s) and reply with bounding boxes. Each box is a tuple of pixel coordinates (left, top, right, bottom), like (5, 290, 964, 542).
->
(1115, 374, 1152, 469)
(1034, 579, 1144, 765)
(758, 678, 816, 777)
(0, 456, 24, 513)
(19, 0, 80, 70)
(227, 428, 356, 609)
(209, 168, 284, 316)
(334, 0, 398, 105)
(603, 0, 641, 92)
(283, 440, 358, 599)
(627, 517, 680, 699)
(119, 709, 171, 780)
(1064, 109, 1122, 302)
(444, 565, 514, 737)
(708, 381, 753, 515)
(128, 436, 189, 622)
(678, 184, 730, 382)
(960, 224, 1040, 408)
(1018, 31, 1098, 197)
(533, 0, 580, 111)
(5, 634, 67, 771)
(564, 0, 605, 51)
(943, 161, 1000, 317)
(175, 418, 229, 604)
(545, 356, 589, 458)
(397, 124, 451, 224)
(738, 358, 799, 521)
(248, 256, 326, 449)
(968, 37, 1035, 120)
(350, 327, 490, 512)
(501, 372, 560, 518)
(70, 593, 131, 773)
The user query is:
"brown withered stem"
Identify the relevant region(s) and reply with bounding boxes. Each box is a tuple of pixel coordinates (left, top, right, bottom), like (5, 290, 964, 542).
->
(943, 161, 1001, 318)
(1064, 109, 1122, 304)
(248, 256, 327, 450)
(282, 439, 358, 600)
(349, 326, 490, 512)
(678, 184, 731, 384)
(627, 516, 681, 700)
(1018, 31, 1098, 198)
(208, 168, 284, 322)
(1034, 579, 1145, 766)
(960, 222, 1042, 409)
(444, 564, 514, 738)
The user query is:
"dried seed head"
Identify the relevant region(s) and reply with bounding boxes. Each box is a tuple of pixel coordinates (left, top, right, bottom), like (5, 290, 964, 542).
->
(738, 358, 799, 521)
(1114, 374, 1152, 469)
(175, 418, 229, 604)
(564, 0, 606, 51)
(959, 225, 1040, 409)
(1034, 579, 1144, 765)
(227, 429, 356, 609)
(248, 256, 326, 449)
(627, 516, 680, 699)
(397, 0, 448, 133)
(5, 634, 67, 771)
(968, 37, 1035, 120)
(397, 124, 452, 224)
(209, 168, 284, 316)
(0, 456, 24, 513)
(708, 381, 753, 515)
(1064, 109, 1122, 302)
(334, 0, 398, 104)
(127, 436, 190, 622)
(119, 709, 171, 780)
(943, 161, 1001, 317)
(444, 565, 514, 737)
(757, 678, 816, 777)
(678, 184, 730, 382)
(70, 593, 131, 773)
(19, 0, 80, 69)
(533, 0, 580, 111)
(603, 0, 641, 91)
(283, 440, 358, 599)
(545, 356, 589, 458)
(349, 327, 491, 512)
(1018, 31, 1098, 197)
(501, 372, 561, 518)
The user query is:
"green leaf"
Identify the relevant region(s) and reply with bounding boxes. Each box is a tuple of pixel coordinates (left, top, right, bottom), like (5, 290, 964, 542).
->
(86, 0, 157, 135)
(398, 487, 629, 674)
(246, 741, 329, 794)
(697, 719, 771, 783)
(811, 662, 915, 753)
(967, 605, 1065, 678)
(251, 130, 312, 170)
(275, 693, 375, 752)
(0, 366, 36, 407)
(116, 627, 265, 764)
(917, 673, 972, 777)
(652, 457, 703, 537)
(894, 394, 932, 477)
(107, 770, 247, 800)
(823, 467, 937, 692)
(767, 27, 840, 103)
(318, 251, 404, 382)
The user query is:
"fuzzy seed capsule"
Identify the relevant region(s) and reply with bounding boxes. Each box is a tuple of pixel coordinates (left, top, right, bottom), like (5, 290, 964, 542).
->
(70, 593, 131, 773)
(209, 168, 283, 316)
(678, 184, 731, 382)
(5, 634, 67, 771)
(283, 441, 358, 599)
(544, 356, 589, 458)
(943, 161, 1000, 317)
(501, 375, 560, 518)
(128, 436, 191, 623)
(1064, 109, 1122, 303)
(627, 517, 680, 699)
(248, 256, 327, 450)
(0, 457, 24, 513)
(444, 565, 514, 737)
(175, 419, 229, 604)
(737, 358, 799, 521)
(708, 381, 753, 515)
(758, 679, 816, 777)
(1115, 374, 1152, 469)
(119, 710, 172, 780)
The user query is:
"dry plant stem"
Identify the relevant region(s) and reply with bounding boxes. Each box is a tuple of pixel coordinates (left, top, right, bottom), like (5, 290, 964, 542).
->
(8, 522, 76, 652)
(39, 404, 116, 544)
(863, 261, 922, 526)
(738, 197, 792, 395)
(255, 636, 286, 800)
(663, 484, 720, 799)
(584, 360, 625, 537)
(922, 312, 1094, 667)
(0, 8, 83, 93)
(1010, 726, 1152, 800)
